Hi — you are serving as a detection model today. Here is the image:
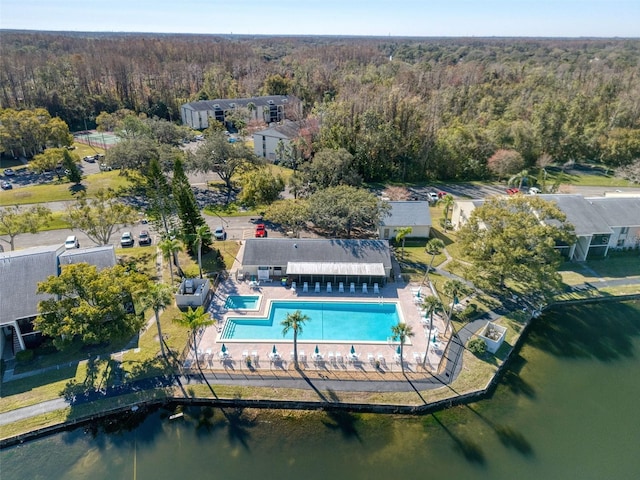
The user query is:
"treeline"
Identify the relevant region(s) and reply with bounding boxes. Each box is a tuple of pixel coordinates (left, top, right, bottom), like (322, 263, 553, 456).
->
(1, 32, 639, 181)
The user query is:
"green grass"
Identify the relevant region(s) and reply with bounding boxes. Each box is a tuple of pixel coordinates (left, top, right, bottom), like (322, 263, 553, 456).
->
(0, 170, 133, 206)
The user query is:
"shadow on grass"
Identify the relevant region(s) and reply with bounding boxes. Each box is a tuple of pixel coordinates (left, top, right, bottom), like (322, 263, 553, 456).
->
(69, 183, 86, 195)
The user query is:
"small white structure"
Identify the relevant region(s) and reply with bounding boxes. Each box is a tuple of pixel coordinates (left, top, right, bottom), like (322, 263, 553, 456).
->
(175, 278, 212, 309)
(478, 321, 507, 354)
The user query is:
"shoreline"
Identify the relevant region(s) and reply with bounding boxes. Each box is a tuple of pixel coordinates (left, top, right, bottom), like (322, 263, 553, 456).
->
(3, 292, 637, 448)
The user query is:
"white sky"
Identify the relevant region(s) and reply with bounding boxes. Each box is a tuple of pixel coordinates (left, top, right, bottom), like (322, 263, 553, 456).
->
(1, 0, 638, 37)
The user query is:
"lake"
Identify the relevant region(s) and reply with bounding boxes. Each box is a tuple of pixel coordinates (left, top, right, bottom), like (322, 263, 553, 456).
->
(2, 300, 639, 479)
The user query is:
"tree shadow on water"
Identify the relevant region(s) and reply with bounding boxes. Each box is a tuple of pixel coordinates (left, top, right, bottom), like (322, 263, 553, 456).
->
(498, 354, 536, 399)
(528, 302, 640, 362)
(464, 405, 534, 458)
(431, 413, 486, 466)
(321, 405, 362, 443)
(221, 406, 255, 451)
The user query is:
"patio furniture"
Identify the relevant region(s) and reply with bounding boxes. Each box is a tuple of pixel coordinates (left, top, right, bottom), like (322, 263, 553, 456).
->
(368, 353, 375, 365)
(373, 283, 380, 294)
(338, 282, 344, 293)
(299, 350, 306, 362)
(303, 282, 309, 292)
(251, 351, 259, 362)
(328, 351, 335, 365)
(413, 352, 424, 363)
(327, 282, 332, 293)
(349, 282, 356, 293)
(315, 282, 320, 293)
(291, 281, 297, 294)
(362, 283, 368, 294)
(335, 352, 343, 365)
(377, 354, 386, 366)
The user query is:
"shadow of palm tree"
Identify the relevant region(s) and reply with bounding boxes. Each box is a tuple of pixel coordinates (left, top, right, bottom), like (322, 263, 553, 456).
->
(321, 408, 362, 443)
(431, 413, 486, 466)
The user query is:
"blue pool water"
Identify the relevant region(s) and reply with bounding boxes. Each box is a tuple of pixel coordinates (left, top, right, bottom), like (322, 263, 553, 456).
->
(222, 301, 399, 342)
(225, 295, 260, 310)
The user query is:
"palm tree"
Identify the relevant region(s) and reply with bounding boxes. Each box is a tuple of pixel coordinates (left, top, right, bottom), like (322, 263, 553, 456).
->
(395, 226, 413, 259)
(281, 310, 310, 369)
(159, 238, 183, 284)
(391, 323, 414, 375)
(509, 169, 529, 190)
(140, 282, 173, 359)
(437, 194, 455, 232)
(443, 279, 467, 318)
(194, 224, 211, 279)
(173, 306, 214, 369)
(424, 238, 445, 282)
(421, 295, 443, 368)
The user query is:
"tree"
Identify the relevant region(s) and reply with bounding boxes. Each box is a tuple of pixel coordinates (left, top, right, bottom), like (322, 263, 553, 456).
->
(425, 238, 445, 279)
(140, 283, 174, 359)
(64, 189, 138, 245)
(34, 264, 147, 350)
(420, 295, 443, 368)
(193, 224, 212, 279)
(391, 322, 414, 374)
(508, 169, 530, 190)
(437, 194, 455, 232)
(301, 148, 362, 191)
(61, 149, 82, 184)
(172, 158, 207, 249)
(308, 185, 390, 238)
(159, 238, 183, 284)
(173, 306, 213, 369)
(395, 226, 413, 259)
(0, 205, 53, 251)
(458, 196, 576, 296)
(238, 167, 285, 207)
(281, 310, 310, 369)
(264, 199, 310, 238)
(144, 158, 177, 237)
(487, 149, 525, 180)
(191, 131, 262, 202)
(443, 279, 468, 318)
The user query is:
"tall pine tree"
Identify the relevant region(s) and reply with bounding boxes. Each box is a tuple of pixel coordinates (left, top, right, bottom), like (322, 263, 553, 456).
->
(172, 158, 208, 252)
(145, 158, 177, 238)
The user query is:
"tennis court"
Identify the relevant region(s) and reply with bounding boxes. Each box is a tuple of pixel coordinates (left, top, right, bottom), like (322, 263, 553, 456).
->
(73, 130, 120, 150)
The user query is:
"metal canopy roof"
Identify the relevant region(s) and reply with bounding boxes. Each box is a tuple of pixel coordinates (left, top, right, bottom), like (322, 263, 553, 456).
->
(286, 262, 386, 276)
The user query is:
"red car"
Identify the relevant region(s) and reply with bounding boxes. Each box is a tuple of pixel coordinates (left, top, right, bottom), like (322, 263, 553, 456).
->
(255, 224, 267, 238)
(437, 191, 448, 199)
(506, 188, 520, 195)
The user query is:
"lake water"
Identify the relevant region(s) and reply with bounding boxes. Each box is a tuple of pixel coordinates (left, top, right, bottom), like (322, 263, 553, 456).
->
(2, 300, 639, 479)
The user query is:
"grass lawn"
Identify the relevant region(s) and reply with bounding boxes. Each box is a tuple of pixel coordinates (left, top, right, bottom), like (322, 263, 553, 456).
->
(0, 170, 133, 206)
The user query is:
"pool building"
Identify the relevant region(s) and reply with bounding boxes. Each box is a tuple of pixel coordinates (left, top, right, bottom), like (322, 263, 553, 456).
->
(236, 238, 393, 287)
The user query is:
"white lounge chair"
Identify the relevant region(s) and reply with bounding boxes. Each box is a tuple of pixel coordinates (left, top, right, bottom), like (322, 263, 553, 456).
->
(251, 351, 259, 362)
(335, 352, 343, 365)
(368, 353, 375, 365)
(242, 350, 249, 360)
(338, 282, 344, 293)
(413, 352, 424, 363)
(362, 283, 368, 294)
(373, 283, 380, 294)
(315, 282, 320, 293)
(291, 281, 297, 292)
(350, 282, 356, 293)
(303, 282, 309, 292)
(377, 353, 386, 366)
(299, 351, 306, 362)
(328, 351, 335, 365)
(327, 282, 332, 293)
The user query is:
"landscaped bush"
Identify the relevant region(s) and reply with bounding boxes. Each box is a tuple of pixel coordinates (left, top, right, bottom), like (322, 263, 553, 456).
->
(15, 349, 35, 362)
(457, 303, 478, 322)
(467, 337, 487, 356)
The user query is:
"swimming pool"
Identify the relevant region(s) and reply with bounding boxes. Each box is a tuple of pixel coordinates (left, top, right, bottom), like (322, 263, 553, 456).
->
(221, 300, 400, 342)
(225, 295, 260, 310)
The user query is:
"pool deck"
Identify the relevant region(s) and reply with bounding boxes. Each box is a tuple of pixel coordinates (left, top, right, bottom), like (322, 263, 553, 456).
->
(190, 277, 450, 376)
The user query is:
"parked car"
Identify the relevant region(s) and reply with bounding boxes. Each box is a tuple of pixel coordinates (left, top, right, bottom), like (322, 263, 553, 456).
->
(138, 230, 152, 246)
(506, 188, 520, 195)
(3, 168, 15, 177)
(64, 235, 80, 249)
(427, 192, 439, 203)
(213, 227, 227, 240)
(83, 155, 96, 163)
(255, 224, 267, 238)
(99, 163, 112, 171)
(528, 187, 541, 195)
(437, 191, 448, 199)
(1, 181, 12, 190)
(120, 231, 134, 247)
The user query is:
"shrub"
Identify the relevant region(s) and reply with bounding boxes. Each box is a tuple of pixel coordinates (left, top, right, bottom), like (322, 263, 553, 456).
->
(15, 349, 35, 363)
(467, 337, 487, 356)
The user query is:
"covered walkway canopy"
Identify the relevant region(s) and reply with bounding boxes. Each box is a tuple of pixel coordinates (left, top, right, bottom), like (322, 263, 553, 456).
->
(286, 262, 386, 286)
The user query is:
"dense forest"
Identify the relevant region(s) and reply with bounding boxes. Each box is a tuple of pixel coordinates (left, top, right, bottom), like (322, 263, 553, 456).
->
(1, 32, 639, 182)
